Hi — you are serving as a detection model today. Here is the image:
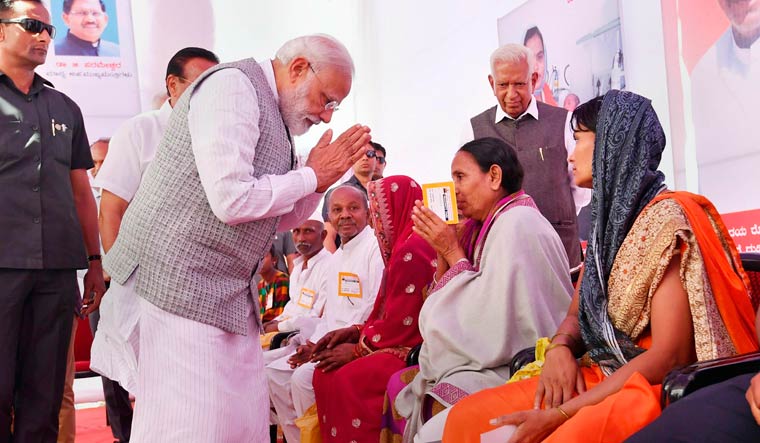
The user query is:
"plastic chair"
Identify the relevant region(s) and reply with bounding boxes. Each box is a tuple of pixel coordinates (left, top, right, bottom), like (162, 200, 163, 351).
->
(660, 252, 760, 406)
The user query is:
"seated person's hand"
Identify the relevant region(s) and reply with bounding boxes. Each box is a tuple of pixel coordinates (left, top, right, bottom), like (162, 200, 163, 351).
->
(535, 345, 585, 409)
(411, 201, 464, 266)
(288, 341, 315, 369)
(312, 343, 356, 373)
(263, 320, 280, 333)
(490, 408, 567, 443)
(746, 372, 760, 425)
(311, 326, 361, 355)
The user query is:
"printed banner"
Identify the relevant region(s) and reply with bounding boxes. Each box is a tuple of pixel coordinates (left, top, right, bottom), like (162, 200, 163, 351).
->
(661, 0, 760, 214)
(497, 0, 625, 111)
(722, 209, 760, 254)
(38, 0, 140, 119)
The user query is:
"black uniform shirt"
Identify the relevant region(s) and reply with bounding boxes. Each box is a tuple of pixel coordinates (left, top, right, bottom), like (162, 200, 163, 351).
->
(0, 72, 93, 269)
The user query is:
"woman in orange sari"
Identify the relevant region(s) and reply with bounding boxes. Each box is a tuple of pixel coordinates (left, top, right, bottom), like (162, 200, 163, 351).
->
(441, 90, 758, 443)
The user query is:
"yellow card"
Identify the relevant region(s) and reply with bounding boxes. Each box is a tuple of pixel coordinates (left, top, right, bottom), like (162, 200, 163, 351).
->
(422, 182, 459, 224)
(338, 272, 363, 298)
(297, 288, 316, 308)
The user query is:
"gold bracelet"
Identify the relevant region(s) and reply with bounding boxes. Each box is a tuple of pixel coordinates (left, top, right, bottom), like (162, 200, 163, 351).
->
(556, 406, 570, 420)
(550, 332, 577, 344)
(545, 342, 571, 355)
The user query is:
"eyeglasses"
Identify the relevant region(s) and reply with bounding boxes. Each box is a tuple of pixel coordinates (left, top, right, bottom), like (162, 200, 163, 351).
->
(69, 10, 104, 18)
(0, 18, 56, 38)
(376, 155, 386, 165)
(308, 64, 340, 112)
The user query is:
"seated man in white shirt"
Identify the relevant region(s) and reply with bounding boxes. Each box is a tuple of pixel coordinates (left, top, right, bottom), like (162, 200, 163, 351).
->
(263, 219, 331, 335)
(266, 186, 384, 443)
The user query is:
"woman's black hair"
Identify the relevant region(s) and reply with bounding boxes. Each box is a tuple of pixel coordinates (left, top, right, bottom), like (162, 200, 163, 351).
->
(571, 96, 604, 132)
(458, 137, 524, 194)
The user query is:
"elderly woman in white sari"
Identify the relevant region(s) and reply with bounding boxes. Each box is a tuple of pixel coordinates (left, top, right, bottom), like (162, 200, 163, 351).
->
(385, 137, 573, 442)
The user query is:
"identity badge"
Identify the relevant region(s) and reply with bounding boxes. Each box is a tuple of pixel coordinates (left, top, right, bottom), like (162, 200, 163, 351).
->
(338, 272, 362, 298)
(298, 288, 316, 308)
(422, 181, 459, 224)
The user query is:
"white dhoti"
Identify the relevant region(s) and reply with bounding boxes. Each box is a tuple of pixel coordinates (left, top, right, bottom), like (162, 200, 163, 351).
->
(90, 275, 141, 395)
(266, 349, 316, 443)
(131, 297, 267, 443)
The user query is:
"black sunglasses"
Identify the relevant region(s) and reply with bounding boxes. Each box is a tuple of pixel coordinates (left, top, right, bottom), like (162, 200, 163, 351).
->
(0, 18, 56, 38)
(365, 150, 386, 164)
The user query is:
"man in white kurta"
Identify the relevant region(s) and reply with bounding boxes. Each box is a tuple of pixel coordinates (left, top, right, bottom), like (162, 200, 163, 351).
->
(267, 187, 385, 443)
(97, 35, 372, 442)
(263, 220, 332, 336)
(90, 48, 220, 396)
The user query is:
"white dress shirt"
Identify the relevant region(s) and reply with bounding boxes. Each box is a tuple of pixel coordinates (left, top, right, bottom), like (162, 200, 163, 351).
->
(186, 60, 323, 230)
(308, 225, 385, 343)
(94, 100, 172, 201)
(462, 97, 591, 214)
(274, 247, 333, 333)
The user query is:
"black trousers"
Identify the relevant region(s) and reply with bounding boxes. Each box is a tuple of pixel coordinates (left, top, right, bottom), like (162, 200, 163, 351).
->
(89, 309, 133, 442)
(0, 269, 78, 443)
(627, 372, 760, 443)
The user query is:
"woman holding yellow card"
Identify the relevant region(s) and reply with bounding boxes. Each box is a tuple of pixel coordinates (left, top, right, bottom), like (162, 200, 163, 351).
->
(384, 137, 574, 442)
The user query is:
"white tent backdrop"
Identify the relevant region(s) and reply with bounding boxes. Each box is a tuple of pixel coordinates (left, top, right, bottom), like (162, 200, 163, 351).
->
(61, 0, 671, 188)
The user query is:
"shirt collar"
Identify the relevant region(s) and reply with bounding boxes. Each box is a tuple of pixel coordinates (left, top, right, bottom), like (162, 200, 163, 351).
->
(727, 28, 760, 67)
(494, 96, 539, 123)
(260, 59, 279, 104)
(294, 247, 330, 269)
(341, 225, 372, 252)
(0, 71, 53, 94)
(158, 99, 172, 127)
(64, 30, 100, 49)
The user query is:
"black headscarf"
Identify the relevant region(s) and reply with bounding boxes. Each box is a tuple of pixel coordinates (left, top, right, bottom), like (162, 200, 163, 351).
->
(577, 90, 667, 373)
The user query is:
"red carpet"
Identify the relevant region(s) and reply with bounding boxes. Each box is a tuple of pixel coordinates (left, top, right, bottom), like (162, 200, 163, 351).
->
(76, 406, 114, 443)
(74, 406, 286, 442)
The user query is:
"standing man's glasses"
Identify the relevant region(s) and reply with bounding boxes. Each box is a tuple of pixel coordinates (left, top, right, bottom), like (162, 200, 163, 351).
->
(0, 18, 56, 38)
(308, 64, 340, 112)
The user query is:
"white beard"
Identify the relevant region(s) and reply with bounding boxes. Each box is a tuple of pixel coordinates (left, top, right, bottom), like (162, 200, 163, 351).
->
(279, 78, 320, 136)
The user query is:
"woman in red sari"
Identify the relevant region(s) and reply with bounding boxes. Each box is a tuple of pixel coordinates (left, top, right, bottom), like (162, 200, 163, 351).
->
(311, 175, 436, 442)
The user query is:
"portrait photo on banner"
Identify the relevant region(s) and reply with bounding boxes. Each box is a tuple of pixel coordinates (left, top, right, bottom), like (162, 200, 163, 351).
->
(497, 0, 625, 112)
(660, 0, 760, 215)
(50, 0, 121, 57)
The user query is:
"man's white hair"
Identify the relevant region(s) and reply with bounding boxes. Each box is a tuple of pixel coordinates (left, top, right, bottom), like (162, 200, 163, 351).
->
(276, 34, 355, 76)
(490, 44, 536, 81)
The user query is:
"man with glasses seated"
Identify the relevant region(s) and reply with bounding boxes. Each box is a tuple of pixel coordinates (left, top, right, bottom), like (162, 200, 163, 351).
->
(55, 0, 118, 57)
(0, 0, 106, 440)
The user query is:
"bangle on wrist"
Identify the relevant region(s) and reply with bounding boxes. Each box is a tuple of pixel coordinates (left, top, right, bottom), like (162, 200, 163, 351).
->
(87, 254, 102, 262)
(545, 342, 571, 355)
(556, 406, 571, 420)
(551, 332, 577, 344)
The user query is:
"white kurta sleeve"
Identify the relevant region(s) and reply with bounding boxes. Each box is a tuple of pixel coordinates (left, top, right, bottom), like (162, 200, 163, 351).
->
(94, 118, 145, 202)
(188, 68, 321, 226)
